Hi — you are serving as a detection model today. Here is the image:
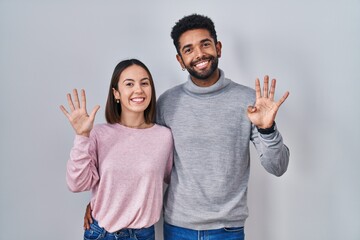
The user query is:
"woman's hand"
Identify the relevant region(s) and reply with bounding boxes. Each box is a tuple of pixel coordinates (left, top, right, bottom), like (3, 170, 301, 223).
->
(60, 89, 100, 137)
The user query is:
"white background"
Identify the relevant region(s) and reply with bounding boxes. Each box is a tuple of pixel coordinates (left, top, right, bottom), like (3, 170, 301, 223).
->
(0, 1, 359, 239)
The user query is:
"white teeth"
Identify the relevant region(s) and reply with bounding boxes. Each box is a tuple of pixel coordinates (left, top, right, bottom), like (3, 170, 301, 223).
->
(131, 98, 144, 102)
(195, 61, 208, 68)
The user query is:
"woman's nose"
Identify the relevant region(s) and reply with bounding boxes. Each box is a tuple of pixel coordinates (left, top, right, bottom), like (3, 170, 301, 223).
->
(134, 83, 144, 93)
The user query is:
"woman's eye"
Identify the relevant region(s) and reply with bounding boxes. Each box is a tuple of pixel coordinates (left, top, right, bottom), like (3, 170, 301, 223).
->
(126, 83, 133, 86)
(142, 82, 150, 86)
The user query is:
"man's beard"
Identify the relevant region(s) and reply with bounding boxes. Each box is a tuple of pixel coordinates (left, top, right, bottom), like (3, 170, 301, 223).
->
(185, 55, 219, 80)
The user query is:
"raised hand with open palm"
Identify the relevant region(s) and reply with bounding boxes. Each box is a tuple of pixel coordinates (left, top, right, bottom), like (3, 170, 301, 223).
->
(247, 75, 289, 129)
(60, 89, 100, 137)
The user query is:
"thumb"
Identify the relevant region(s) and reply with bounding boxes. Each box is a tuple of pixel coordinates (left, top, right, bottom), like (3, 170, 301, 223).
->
(89, 105, 100, 121)
(247, 106, 257, 113)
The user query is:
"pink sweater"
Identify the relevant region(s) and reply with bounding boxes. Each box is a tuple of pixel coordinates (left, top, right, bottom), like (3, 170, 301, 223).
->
(66, 123, 173, 232)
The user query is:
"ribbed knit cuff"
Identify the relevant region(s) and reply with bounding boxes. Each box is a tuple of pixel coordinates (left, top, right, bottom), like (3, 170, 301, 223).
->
(257, 122, 276, 134)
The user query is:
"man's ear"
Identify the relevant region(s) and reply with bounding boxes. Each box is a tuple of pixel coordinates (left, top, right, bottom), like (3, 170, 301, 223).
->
(176, 54, 185, 70)
(216, 41, 222, 58)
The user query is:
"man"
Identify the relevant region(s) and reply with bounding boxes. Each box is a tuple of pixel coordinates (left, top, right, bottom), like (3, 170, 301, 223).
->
(157, 14, 289, 239)
(85, 14, 289, 240)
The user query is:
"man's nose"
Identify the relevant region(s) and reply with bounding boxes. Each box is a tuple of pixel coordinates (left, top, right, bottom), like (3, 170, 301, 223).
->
(193, 46, 205, 59)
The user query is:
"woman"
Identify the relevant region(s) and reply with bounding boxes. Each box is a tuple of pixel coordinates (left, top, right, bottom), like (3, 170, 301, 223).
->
(60, 59, 173, 240)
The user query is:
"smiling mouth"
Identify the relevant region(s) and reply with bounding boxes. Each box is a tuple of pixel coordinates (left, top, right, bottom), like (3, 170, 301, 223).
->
(192, 56, 213, 70)
(131, 97, 145, 103)
(194, 60, 209, 70)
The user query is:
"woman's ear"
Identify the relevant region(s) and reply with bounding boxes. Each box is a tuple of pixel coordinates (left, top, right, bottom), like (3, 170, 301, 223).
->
(112, 87, 120, 100)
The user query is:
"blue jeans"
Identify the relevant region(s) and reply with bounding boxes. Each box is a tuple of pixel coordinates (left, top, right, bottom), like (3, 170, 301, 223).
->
(163, 222, 245, 240)
(84, 219, 155, 240)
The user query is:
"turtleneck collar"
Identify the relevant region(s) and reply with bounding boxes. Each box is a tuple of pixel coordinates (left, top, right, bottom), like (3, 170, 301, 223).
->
(183, 69, 231, 96)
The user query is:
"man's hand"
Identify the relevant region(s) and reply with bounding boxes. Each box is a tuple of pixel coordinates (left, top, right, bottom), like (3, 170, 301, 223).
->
(247, 75, 289, 129)
(83, 202, 93, 230)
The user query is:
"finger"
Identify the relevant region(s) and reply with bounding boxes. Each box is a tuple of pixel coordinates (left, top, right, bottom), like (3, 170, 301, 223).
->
(89, 105, 100, 121)
(269, 79, 276, 100)
(276, 91, 290, 107)
(255, 78, 261, 99)
(263, 75, 269, 98)
(83, 216, 89, 230)
(86, 203, 93, 224)
(84, 208, 92, 230)
(73, 89, 80, 109)
(247, 106, 257, 113)
(59, 105, 71, 119)
(67, 93, 75, 112)
(81, 89, 87, 111)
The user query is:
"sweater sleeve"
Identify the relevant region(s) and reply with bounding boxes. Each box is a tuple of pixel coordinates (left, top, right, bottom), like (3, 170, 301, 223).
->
(164, 138, 174, 184)
(155, 94, 167, 127)
(250, 123, 290, 177)
(66, 132, 100, 192)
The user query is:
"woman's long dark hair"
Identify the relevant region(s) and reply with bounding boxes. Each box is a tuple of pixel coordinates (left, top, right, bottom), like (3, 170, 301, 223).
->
(105, 59, 156, 124)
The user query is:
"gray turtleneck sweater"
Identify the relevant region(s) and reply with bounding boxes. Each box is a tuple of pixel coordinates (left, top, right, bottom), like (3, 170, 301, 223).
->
(156, 69, 289, 230)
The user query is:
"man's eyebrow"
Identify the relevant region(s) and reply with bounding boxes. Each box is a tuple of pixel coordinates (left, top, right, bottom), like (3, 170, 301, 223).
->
(181, 43, 193, 52)
(200, 38, 212, 43)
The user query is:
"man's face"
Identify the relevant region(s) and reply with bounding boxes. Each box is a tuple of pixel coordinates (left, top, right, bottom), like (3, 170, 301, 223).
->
(176, 29, 222, 82)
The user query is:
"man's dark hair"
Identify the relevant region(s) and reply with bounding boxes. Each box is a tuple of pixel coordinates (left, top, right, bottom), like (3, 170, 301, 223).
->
(171, 14, 218, 54)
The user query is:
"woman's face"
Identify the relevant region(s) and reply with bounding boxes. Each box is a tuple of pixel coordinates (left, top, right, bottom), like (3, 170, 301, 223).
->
(113, 65, 152, 115)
